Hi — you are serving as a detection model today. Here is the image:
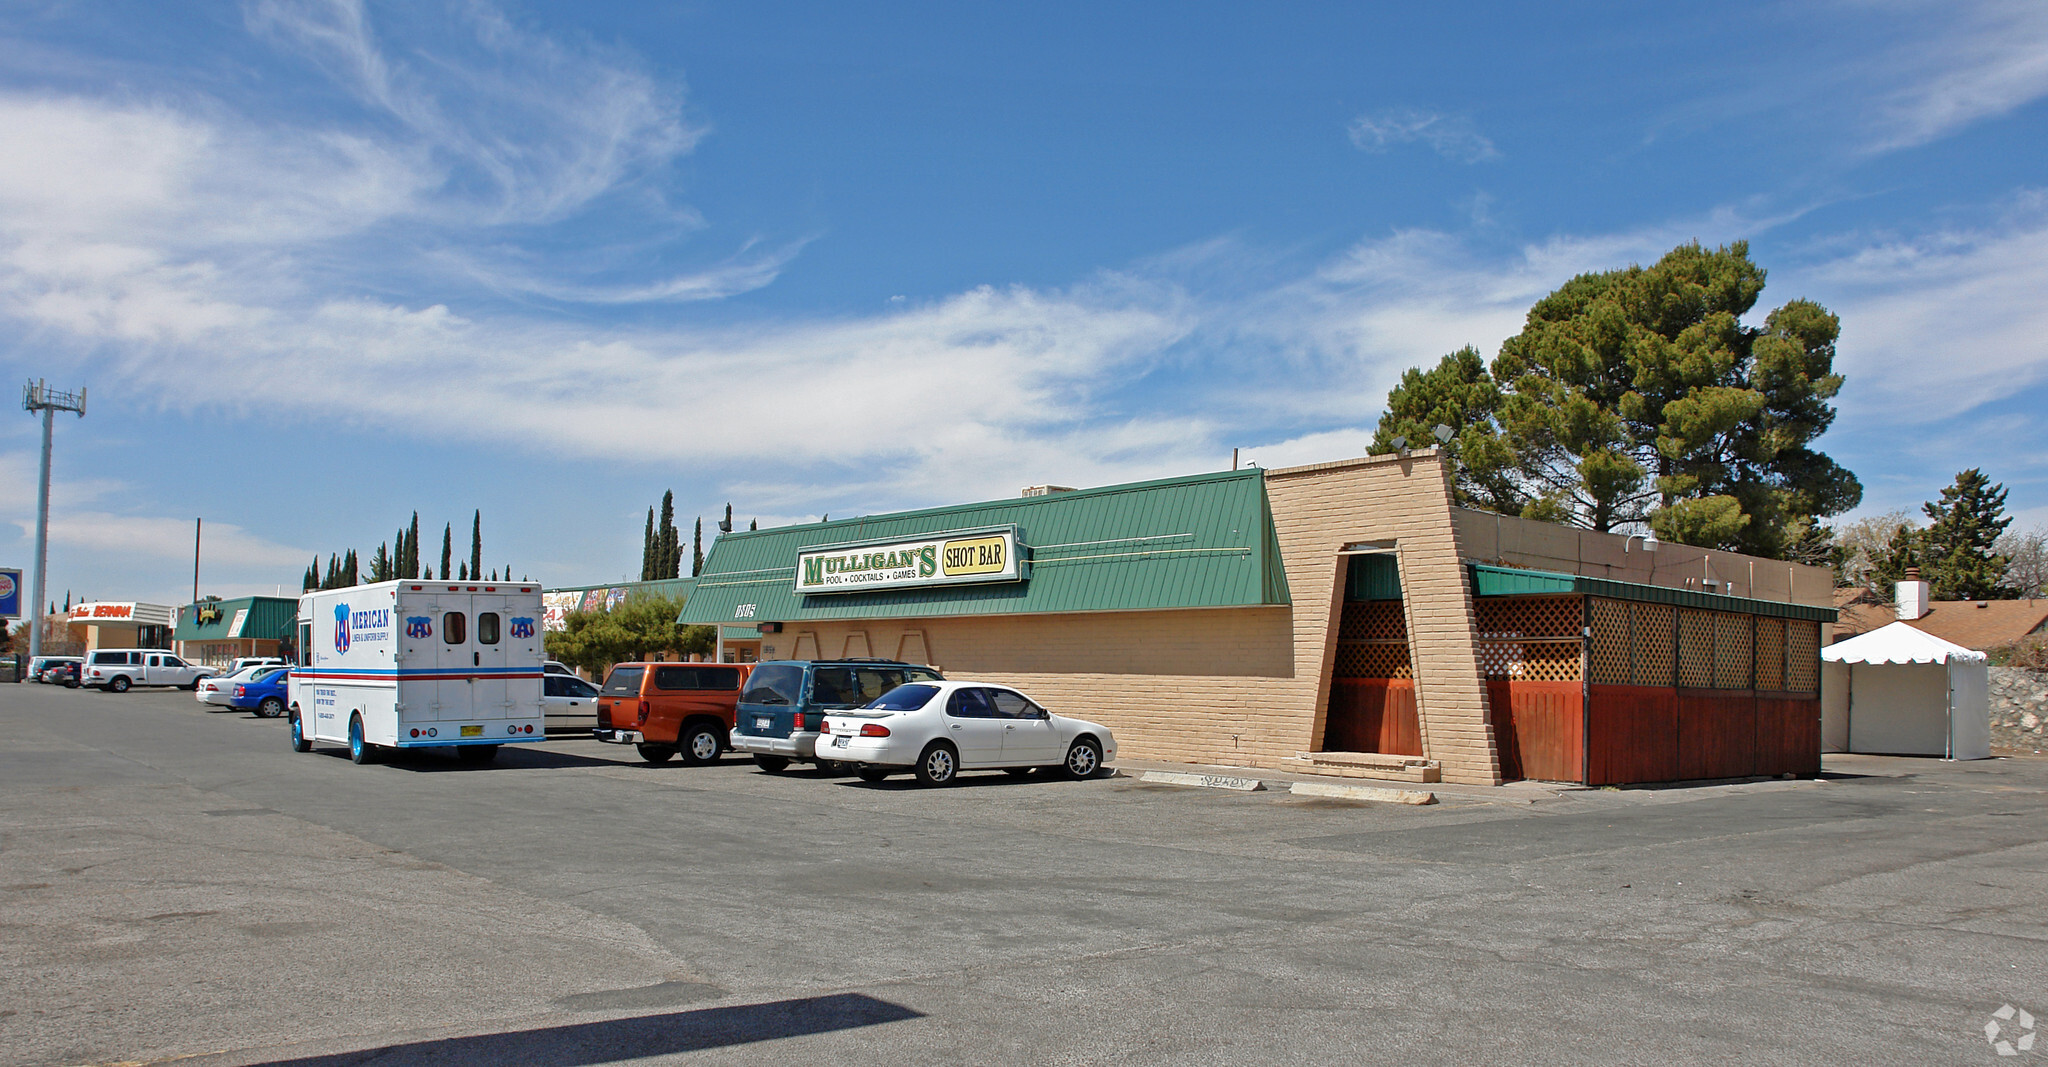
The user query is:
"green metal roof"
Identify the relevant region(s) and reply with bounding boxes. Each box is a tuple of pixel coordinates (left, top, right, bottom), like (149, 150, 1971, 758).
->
(680, 468, 1290, 626)
(174, 596, 299, 642)
(1468, 564, 1837, 622)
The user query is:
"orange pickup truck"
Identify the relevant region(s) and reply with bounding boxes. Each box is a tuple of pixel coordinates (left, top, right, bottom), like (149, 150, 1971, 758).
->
(592, 662, 753, 764)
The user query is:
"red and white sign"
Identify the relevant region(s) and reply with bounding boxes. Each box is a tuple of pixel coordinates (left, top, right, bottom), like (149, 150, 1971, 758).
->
(71, 602, 136, 620)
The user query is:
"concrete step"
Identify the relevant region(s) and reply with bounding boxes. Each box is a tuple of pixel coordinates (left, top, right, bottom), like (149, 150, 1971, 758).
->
(1284, 751, 1442, 783)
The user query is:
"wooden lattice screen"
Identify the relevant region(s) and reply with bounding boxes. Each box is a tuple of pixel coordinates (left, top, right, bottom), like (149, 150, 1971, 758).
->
(1754, 617, 1786, 692)
(1474, 595, 1582, 681)
(1588, 598, 1819, 692)
(1334, 600, 1411, 679)
(1785, 620, 1820, 693)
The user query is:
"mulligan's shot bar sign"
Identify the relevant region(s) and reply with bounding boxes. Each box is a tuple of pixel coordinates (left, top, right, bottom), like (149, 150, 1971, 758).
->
(795, 526, 1025, 595)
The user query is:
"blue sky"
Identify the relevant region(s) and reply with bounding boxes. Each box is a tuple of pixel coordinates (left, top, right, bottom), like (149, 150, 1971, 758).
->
(2, 0, 2045, 607)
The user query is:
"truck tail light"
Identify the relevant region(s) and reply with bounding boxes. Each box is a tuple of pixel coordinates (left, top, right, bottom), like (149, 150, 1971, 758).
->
(792, 712, 805, 731)
(860, 723, 891, 737)
(636, 700, 650, 725)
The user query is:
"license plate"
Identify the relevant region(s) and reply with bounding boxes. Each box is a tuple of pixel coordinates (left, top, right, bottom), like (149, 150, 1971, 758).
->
(832, 735, 849, 748)
(754, 717, 771, 731)
(461, 725, 483, 738)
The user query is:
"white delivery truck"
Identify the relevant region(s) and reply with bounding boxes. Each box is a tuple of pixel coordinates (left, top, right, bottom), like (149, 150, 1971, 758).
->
(288, 580, 547, 765)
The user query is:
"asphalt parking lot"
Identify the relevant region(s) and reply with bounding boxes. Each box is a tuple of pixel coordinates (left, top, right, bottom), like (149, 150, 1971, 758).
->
(2, 682, 2045, 1066)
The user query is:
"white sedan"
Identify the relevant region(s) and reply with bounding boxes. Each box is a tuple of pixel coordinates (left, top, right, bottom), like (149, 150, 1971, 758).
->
(817, 680, 1116, 786)
(196, 664, 275, 707)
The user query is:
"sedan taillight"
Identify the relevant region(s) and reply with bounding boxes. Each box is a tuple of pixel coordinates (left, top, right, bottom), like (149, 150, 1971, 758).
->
(233, 686, 245, 696)
(859, 723, 891, 737)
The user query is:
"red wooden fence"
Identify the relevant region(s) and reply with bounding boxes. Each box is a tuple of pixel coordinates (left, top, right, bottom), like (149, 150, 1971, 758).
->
(1586, 685, 1820, 784)
(1324, 679, 1422, 756)
(1486, 679, 1584, 783)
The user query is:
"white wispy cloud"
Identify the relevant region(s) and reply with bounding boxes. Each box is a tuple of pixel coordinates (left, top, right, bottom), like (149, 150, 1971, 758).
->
(1856, 0, 2048, 151)
(243, 0, 698, 225)
(1347, 108, 1500, 163)
(1799, 190, 2048, 418)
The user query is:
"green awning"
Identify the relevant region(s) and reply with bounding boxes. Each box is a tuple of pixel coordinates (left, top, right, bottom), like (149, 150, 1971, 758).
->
(1468, 564, 1836, 622)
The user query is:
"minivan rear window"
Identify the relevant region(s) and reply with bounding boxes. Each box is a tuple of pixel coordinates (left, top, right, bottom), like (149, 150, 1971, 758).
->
(601, 666, 646, 697)
(740, 664, 803, 706)
(812, 666, 943, 707)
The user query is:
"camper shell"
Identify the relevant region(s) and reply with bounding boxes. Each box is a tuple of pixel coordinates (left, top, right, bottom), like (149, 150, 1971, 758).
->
(288, 580, 547, 763)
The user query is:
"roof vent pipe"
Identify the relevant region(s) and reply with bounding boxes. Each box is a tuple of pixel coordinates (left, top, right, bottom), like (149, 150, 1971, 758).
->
(1897, 569, 1931, 621)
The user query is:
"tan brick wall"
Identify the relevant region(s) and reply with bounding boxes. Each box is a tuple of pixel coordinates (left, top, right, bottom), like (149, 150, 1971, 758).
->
(756, 606, 1296, 767)
(1263, 450, 1502, 785)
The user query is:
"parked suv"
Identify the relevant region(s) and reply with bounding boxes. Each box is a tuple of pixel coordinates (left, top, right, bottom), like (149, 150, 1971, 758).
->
(592, 662, 753, 765)
(82, 649, 212, 692)
(729, 659, 944, 773)
(29, 656, 81, 684)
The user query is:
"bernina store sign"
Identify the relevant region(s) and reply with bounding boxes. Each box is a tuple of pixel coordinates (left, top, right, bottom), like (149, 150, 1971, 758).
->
(795, 526, 1025, 595)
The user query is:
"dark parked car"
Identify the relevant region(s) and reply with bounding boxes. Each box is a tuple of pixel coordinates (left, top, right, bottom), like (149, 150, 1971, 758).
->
(728, 659, 944, 773)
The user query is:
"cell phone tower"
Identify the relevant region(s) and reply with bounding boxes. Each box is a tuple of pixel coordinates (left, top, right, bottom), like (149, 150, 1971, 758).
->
(23, 380, 86, 660)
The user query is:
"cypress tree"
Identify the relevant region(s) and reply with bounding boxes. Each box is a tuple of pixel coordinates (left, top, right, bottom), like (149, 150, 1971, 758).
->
(692, 518, 703, 577)
(749, 518, 757, 531)
(1922, 469, 2013, 600)
(641, 507, 656, 581)
(470, 510, 482, 584)
(658, 491, 680, 579)
(407, 512, 421, 578)
(441, 525, 453, 582)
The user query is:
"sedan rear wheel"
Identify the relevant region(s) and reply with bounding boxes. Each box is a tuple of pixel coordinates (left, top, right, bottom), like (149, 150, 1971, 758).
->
(1063, 738, 1103, 779)
(914, 743, 958, 786)
(857, 768, 892, 783)
(258, 696, 285, 718)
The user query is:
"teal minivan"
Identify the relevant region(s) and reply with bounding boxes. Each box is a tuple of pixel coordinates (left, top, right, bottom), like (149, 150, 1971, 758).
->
(729, 659, 943, 772)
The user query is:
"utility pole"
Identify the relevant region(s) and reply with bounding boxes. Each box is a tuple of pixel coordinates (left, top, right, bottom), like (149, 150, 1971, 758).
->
(23, 380, 86, 661)
(193, 518, 202, 605)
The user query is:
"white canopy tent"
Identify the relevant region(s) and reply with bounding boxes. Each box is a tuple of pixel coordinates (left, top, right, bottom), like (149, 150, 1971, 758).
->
(1821, 622, 1989, 760)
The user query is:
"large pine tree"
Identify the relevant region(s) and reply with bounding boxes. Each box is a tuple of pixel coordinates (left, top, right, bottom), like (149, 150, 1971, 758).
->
(1372, 241, 1860, 559)
(1921, 469, 2013, 600)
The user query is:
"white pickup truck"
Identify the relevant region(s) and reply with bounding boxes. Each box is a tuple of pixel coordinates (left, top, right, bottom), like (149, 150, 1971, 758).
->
(82, 649, 213, 692)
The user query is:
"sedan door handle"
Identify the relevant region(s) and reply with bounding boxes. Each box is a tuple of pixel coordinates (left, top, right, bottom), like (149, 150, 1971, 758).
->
(951, 724, 962, 729)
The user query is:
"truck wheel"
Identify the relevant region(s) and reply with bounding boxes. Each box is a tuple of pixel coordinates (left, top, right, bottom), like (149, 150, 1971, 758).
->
(679, 723, 723, 766)
(258, 696, 285, 718)
(636, 743, 676, 763)
(348, 714, 374, 765)
(752, 754, 791, 773)
(289, 710, 313, 753)
(109, 676, 131, 693)
(458, 745, 499, 764)
(188, 676, 209, 691)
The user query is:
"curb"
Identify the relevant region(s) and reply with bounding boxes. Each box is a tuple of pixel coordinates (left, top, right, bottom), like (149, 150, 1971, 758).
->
(1289, 780, 1436, 805)
(1138, 770, 1266, 792)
